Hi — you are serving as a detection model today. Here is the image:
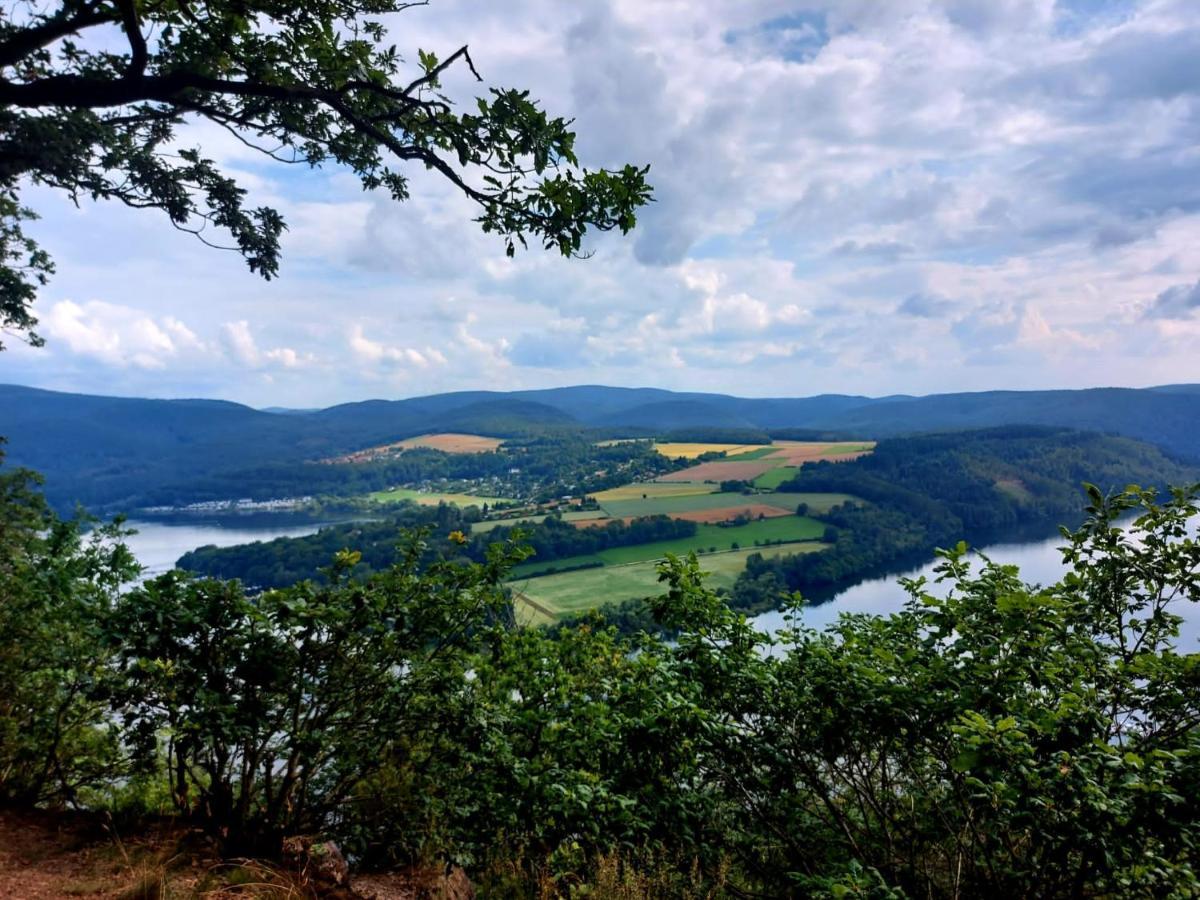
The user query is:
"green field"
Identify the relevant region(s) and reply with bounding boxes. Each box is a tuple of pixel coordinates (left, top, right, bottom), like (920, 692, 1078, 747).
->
(471, 514, 548, 533)
(510, 515, 827, 579)
(772, 492, 857, 513)
(511, 542, 826, 623)
(369, 487, 512, 507)
(822, 442, 876, 456)
(753, 466, 799, 489)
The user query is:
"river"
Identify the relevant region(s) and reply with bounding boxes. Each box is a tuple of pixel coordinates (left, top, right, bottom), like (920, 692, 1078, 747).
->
(123, 518, 325, 579)
(752, 526, 1200, 649)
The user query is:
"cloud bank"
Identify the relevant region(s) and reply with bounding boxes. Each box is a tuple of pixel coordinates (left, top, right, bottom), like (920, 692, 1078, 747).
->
(6, 0, 1200, 405)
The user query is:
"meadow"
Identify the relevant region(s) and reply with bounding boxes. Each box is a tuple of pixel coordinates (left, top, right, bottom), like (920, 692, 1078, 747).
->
(471, 509, 606, 532)
(589, 482, 719, 502)
(597, 490, 805, 518)
(595, 490, 854, 519)
(511, 514, 828, 579)
(325, 431, 506, 463)
(512, 541, 826, 623)
(753, 466, 800, 489)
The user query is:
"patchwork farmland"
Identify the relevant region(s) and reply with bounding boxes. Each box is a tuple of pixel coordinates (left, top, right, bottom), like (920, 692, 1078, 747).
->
(350, 436, 874, 624)
(369, 487, 513, 507)
(656, 441, 873, 483)
(501, 438, 874, 622)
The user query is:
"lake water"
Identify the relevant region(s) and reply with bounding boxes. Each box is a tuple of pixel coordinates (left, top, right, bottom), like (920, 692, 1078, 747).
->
(752, 526, 1200, 649)
(123, 518, 324, 579)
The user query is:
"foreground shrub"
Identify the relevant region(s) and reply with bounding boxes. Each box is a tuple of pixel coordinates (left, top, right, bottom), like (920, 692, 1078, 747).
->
(107, 538, 521, 857)
(657, 484, 1200, 896)
(0, 463, 135, 806)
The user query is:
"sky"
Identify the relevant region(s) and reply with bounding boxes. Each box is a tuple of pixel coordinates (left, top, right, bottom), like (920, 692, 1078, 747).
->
(5, 0, 1200, 408)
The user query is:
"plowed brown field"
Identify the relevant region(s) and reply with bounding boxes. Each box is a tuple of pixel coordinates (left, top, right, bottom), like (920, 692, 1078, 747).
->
(656, 460, 778, 482)
(673, 504, 793, 524)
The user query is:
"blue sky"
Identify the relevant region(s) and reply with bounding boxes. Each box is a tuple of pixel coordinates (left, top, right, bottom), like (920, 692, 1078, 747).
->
(5, 0, 1200, 407)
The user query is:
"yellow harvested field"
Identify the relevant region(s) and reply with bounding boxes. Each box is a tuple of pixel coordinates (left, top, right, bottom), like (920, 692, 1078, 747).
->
(652, 442, 772, 459)
(325, 432, 504, 463)
(394, 432, 505, 453)
(590, 482, 719, 502)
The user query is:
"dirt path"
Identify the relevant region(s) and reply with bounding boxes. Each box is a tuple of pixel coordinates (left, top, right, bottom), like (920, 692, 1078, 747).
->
(0, 809, 472, 898)
(0, 808, 138, 898)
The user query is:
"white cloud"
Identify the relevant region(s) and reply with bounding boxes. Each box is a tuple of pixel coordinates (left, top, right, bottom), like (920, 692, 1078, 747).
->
(11, 0, 1200, 403)
(41, 301, 208, 370)
(348, 324, 447, 370)
(221, 320, 314, 370)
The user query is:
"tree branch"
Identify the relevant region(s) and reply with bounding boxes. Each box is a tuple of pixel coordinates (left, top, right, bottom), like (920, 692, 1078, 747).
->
(114, 0, 148, 80)
(0, 6, 114, 70)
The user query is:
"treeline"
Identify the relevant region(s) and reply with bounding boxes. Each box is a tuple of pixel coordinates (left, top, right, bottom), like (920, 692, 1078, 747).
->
(178, 509, 697, 589)
(177, 504, 476, 587)
(6, 458, 1200, 897)
(479, 515, 696, 574)
(727, 426, 1196, 611)
(659, 426, 771, 444)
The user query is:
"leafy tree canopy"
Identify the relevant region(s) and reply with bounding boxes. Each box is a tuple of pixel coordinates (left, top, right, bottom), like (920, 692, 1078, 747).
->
(0, 1, 653, 347)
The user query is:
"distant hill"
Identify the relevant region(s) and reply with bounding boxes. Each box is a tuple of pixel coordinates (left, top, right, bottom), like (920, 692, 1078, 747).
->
(593, 399, 758, 431)
(2, 382, 1198, 512)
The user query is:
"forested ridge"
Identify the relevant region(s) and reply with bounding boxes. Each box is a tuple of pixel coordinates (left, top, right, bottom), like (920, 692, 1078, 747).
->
(7, 382, 1200, 513)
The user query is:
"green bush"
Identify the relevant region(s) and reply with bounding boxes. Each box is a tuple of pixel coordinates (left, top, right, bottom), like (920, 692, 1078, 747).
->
(0, 463, 137, 806)
(106, 537, 522, 857)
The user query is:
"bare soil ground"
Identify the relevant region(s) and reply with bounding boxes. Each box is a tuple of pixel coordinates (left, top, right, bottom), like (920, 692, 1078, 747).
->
(655, 460, 778, 482)
(672, 504, 792, 524)
(0, 809, 471, 899)
(0, 808, 206, 899)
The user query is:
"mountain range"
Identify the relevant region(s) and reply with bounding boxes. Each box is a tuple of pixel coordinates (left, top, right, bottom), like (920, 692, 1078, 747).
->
(2, 382, 1198, 511)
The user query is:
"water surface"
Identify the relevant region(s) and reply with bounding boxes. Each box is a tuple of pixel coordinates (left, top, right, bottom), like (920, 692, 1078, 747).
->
(752, 527, 1200, 649)
(123, 518, 324, 579)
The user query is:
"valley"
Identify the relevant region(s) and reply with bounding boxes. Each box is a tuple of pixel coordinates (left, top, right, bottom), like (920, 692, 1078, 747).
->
(157, 413, 1196, 629)
(4, 384, 1197, 629)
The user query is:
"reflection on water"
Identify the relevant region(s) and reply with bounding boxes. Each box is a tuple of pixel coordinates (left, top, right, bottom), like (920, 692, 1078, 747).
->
(752, 527, 1200, 650)
(122, 518, 324, 579)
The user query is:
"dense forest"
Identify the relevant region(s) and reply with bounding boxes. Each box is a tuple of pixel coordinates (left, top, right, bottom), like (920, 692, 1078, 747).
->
(4, 456, 1200, 896)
